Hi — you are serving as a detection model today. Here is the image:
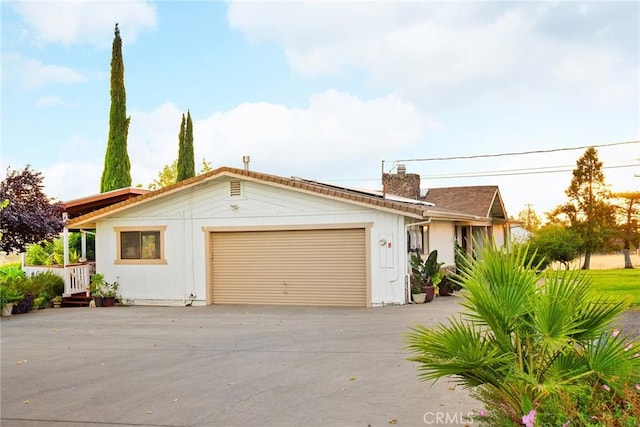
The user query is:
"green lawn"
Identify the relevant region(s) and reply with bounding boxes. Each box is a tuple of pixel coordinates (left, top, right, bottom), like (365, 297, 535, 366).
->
(583, 269, 640, 306)
(542, 268, 640, 306)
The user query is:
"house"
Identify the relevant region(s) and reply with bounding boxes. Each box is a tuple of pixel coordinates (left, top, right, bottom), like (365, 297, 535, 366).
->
(382, 169, 510, 265)
(62, 165, 510, 307)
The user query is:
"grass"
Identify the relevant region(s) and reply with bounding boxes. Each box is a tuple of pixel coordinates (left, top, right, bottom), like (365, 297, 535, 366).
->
(583, 269, 640, 306)
(543, 268, 640, 306)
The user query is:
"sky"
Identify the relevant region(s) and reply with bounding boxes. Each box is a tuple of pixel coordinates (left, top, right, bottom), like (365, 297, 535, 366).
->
(1, 0, 639, 219)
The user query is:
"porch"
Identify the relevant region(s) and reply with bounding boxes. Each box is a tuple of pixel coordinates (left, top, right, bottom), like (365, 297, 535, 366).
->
(22, 260, 96, 306)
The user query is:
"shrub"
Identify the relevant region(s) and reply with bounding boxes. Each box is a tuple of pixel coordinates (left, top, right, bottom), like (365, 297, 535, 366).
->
(0, 284, 24, 307)
(0, 263, 26, 286)
(29, 271, 64, 299)
(406, 242, 640, 426)
(1, 269, 64, 312)
(25, 238, 80, 266)
(25, 243, 49, 265)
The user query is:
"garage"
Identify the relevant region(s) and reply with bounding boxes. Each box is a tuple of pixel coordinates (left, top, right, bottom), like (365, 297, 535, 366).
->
(209, 227, 368, 306)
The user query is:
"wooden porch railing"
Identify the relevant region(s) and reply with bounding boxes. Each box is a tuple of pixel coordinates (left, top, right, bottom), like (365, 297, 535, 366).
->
(64, 263, 95, 296)
(22, 262, 96, 297)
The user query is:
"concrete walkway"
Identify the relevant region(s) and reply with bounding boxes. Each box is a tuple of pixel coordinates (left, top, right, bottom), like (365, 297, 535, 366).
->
(1, 295, 481, 427)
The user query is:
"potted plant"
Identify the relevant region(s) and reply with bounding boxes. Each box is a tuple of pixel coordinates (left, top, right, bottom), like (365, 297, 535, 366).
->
(438, 266, 458, 296)
(101, 281, 119, 307)
(411, 281, 427, 304)
(89, 273, 106, 307)
(52, 295, 62, 308)
(1, 285, 24, 316)
(410, 250, 444, 302)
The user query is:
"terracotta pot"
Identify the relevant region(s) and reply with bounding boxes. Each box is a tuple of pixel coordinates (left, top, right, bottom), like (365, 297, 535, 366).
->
(103, 297, 115, 307)
(423, 286, 435, 302)
(439, 284, 452, 296)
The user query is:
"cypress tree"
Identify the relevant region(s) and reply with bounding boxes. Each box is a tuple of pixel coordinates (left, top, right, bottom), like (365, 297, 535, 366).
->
(177, 110, 195, 181)
(176, 113, 187, 181)
(100, 23, 132, 192)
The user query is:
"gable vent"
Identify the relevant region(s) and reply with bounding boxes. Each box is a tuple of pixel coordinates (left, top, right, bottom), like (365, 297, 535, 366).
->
(229, 180, 242, 197)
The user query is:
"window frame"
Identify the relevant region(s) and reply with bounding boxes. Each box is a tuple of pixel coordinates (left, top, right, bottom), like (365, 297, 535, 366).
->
(114, 226, 167, 265)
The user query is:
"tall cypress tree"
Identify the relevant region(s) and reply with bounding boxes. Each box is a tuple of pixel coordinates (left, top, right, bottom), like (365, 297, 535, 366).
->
(176, 113, 187, 181)
(177, 110, 195, 181)
(101, 23, 132, 192)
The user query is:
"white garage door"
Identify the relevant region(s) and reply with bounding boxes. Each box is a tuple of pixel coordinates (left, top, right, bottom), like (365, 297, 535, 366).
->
(210, 228, 367, 306)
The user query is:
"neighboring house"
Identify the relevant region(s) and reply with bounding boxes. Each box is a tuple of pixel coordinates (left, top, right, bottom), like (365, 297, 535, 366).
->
(62, 165, 510, 307)
(509, 220, 533, 243)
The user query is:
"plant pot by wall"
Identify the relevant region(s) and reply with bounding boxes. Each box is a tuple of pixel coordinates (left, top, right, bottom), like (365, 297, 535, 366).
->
(1, 303, 14, 317)
(93, 296, 104, 307)
(439, 284, 452, 296)
(424, 286, 435, 302)
(412, 293, 427, 304)
(103, 297, 115, 307)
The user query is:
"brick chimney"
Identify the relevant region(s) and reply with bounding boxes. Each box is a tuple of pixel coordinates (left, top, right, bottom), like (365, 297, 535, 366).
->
(382, 164, 421, 200)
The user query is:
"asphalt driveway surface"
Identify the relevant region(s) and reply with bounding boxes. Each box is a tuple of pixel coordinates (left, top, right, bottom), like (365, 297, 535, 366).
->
(1, 297, 480, 427)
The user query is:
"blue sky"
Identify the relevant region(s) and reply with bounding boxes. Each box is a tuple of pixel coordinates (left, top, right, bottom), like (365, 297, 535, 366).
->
(2, 1, 639, 218)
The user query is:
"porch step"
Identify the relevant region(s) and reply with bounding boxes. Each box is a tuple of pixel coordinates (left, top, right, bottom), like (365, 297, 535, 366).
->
(61, 293, 92, 308)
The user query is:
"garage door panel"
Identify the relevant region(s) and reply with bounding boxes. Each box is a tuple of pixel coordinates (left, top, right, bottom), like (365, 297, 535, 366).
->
(210, 228, 366, 306)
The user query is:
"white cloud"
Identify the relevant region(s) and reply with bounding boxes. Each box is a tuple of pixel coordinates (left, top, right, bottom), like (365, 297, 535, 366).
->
(227, 2, 638, 109)
(42, 161, 103, 202)
(13, 0, 157, 46)
(36, 95, 65, 108)
(2, 54, 87, 89)
(128, 101, 185, 187)
(193, 90, 426, 178)
(121, 91, 428, 190)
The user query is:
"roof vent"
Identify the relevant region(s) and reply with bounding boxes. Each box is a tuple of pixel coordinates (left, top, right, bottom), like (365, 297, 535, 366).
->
(397, 164, 406, 174)
(229, 180, 242, 197)
(242, 155, 250, 170)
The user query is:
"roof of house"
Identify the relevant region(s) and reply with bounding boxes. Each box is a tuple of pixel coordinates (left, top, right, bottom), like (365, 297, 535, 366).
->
(423, 186, 508, 221)
(67, 167, 434, 228)
(64, 187, 150, 219)
(66, 167, 504, 229)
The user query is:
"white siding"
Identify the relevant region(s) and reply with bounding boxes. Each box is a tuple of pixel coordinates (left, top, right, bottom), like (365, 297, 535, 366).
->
(94, 179, 409, 306)
(427, 221, 456, 266)
(492, 224, 507, 247)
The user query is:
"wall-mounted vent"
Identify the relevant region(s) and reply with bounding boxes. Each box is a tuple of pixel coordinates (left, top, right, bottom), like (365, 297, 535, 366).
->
(229, 180, 242, 197)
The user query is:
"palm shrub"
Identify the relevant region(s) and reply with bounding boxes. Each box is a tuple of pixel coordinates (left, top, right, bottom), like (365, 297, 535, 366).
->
(406, 243, 640, 426)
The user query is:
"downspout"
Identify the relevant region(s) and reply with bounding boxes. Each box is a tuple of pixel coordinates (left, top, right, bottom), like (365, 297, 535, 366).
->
(404, 218, 432, 304)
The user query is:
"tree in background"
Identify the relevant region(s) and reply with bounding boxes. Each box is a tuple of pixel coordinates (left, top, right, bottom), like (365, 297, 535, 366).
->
(148, 158, 213, 190)
(0, 166, 64, 254)
(100, 23, 132, 193)
(548, 147, 615, 269)
(611, 191, 640, 269)
(516, 204, 542, 232)
(177, 110, 195, 182)
(528, 225, 582, 269)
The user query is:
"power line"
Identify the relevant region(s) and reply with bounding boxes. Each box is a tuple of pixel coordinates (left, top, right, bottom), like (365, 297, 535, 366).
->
(391, 140, 639, 163)
(324, 163, 639, 183)
(421, 163, 639, 180)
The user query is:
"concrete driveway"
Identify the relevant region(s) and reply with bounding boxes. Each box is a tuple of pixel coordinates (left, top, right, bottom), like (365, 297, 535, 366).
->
(1, 296, 480, 427)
